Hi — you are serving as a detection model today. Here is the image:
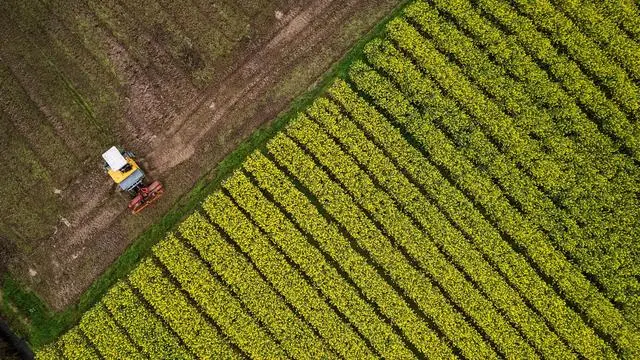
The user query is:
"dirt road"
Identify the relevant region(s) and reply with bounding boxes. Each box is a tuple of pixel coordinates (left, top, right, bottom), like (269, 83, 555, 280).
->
(8, 0, 399, 311)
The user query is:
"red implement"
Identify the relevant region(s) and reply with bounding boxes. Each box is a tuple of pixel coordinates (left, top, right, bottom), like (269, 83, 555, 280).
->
(128, 181, 165, 214)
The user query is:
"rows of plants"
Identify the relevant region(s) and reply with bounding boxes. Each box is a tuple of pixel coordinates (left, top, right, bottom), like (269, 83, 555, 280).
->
(370, 20, 640, 312)
(469, 0, 640, 161)
(414, 0, 640, 311)
(178, 212, 335, 360)
(347, 48, 640, 357)
(368, 34, 568, 227)
(243, 152, 450, 358)
(58, 328, 100, 360)
(388, 17, 572, 196)
(79, 304, 143, 359)
(510, 0, 640, 115)
(266, 132, 497, 359)
(547, 0, 640, 81)
(202, 190, 373, 359)
(34, 344, 62, 360)
(305, 97, 575, 359)
(128, 258, 240, 359)
(399, 1, 640, 322)
(154, 233, 286, 359)
(327, 78, 617, 358)
(495, 0, 640, 117)
(223, 170, 413, 358)
(589, 0, 640, 42)
(102, 281, 191, 359)
(404, 0, 622, 197)
(384, 18, 637, 291)
(420, 0, 639, 178)
(405, 1, 640, 234)
(286, 113, 538, 357)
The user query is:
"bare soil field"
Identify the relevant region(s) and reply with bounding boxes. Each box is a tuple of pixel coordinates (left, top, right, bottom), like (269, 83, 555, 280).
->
(0, 0, 400, 311)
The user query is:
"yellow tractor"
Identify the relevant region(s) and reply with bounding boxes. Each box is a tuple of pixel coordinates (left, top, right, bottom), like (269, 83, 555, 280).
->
(102, 146, 164, 214)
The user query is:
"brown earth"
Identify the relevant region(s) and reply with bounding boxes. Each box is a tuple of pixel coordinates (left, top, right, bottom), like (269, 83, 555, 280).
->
(0, 0, 400, 311)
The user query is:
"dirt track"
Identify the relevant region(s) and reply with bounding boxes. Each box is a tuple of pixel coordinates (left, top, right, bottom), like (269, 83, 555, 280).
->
(11, 0, 399, 310)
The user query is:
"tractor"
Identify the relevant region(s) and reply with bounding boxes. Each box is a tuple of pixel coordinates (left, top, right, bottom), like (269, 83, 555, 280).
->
(101, 146, 164, 214)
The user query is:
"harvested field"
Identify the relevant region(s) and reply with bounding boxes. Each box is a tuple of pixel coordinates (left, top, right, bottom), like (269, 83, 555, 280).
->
(0, 0, 400, 313)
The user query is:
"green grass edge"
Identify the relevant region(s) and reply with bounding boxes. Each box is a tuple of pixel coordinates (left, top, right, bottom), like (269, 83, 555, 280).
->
(0, 0, 411, 350)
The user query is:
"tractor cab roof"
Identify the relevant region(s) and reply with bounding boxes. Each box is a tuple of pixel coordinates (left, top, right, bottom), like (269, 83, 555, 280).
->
(102, 146, 127, 171)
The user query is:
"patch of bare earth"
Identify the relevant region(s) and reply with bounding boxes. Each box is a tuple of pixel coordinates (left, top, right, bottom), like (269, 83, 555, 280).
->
(15, 0, 400, 311)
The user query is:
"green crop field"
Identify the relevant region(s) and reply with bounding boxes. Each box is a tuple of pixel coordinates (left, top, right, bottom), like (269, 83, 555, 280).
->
(35, 0, 640, 358)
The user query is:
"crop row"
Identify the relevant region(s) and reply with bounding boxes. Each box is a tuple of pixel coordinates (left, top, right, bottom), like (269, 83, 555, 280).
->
(405, 1, 640, 230)
(548, 0, 640, 81)
(370, 22, 640, 309)
(203, 190, 371, 359)
(203, 191, 373, 358)
(34, 345, 62, 360)
(102, 281, 192, 359)
(79, 303, 143, 359)
(154, 233, 286, 359)
(34, 327, 100, 359)
(404, 0, 630, 199)
(350, 54, 616, 355)
(327, 78, 618, 358)
(379, 21, 582, 249)
(589, 0, 640, 42)
(243, 152, 451, 359)
(397, 3, 640, 313)
(266, 132, 496, 359)
(178, 212, 335, 360)
(128, 258, 240, 359)
(418, 0, 640, 178)
(346, 53, 640, 357)
(412, 0, 640, 306)
(387, 16, 572, 198)
(382, 15, 635, 287)
(505, 0, 640, 116)
(467, 0, 640, 161)
(286, 113, 537, 357)
(223, 170, 413, 358)
(58, 328, 100, 360)
(306, 96, 575, 359)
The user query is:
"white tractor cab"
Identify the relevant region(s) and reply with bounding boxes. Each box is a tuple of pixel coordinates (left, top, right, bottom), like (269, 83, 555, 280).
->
(101, 146, 164, 214)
